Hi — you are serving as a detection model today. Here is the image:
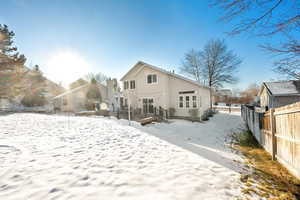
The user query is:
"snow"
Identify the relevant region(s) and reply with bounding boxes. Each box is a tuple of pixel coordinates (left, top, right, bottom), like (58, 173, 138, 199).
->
(0, 113, 245, 200)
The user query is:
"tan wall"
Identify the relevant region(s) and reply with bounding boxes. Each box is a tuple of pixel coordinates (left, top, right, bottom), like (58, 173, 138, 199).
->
(123, 66, 169, 110)
(260, 87, 269, 108)
(168, 76, 210, 117)
(122, 65, 210, 117)
(61, 89, 86, 112)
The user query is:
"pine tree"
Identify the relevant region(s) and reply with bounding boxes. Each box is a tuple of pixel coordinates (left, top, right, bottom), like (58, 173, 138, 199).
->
(0, 24, 27, 99)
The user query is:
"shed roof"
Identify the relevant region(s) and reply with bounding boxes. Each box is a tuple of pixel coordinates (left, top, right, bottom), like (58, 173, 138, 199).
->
(263, 80, 300, 96)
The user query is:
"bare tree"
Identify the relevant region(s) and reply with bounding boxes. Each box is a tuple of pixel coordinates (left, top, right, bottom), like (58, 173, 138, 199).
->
(180, 49, 203, 84)
(181, 39, 241, 108)
(201, 39, 241, 108)
(212, 0, 300, 79)
(84, 72, 109, 85)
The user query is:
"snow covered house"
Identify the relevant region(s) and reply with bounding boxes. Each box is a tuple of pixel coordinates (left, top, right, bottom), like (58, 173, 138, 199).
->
(120, 61, 211, 118)
(53, 78, 120, 112)
(259, 80, 300, 110)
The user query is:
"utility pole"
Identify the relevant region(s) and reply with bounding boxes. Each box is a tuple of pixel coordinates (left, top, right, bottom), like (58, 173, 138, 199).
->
(127, 91, 131, 125)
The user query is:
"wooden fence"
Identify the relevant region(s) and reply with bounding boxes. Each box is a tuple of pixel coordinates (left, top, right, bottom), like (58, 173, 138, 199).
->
(242, 102, 300, 180)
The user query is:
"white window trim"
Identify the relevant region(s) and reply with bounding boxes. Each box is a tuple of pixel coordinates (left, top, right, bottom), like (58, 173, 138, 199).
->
(146, 74, 158, 85)
(178, 95, 200, 109)
(192, 95, 198, 108)
(178, 95, 184, 109)
(185, 96, 190, 109)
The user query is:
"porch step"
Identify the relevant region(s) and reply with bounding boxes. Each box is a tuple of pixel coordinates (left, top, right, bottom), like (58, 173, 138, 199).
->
(138, 116, 158, 126)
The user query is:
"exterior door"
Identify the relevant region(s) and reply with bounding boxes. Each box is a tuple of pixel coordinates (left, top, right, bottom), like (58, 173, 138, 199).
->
(142, 98, 154, 114)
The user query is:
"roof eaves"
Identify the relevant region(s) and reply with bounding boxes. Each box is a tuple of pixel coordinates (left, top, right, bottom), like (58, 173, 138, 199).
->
(53, 84, 89, 99)
(120, 61, 144, 81)
(273, 93, 300, 97)
(141, 62, 210, 90)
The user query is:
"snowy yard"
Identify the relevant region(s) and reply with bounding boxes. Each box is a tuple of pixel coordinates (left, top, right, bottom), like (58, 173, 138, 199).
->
(0, 113, 245, 200)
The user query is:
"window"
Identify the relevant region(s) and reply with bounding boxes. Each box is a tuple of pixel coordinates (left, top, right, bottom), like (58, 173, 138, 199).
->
(147, 74, 157, 84)
(192, 96, 197, 108)
(130, 80, 135, 89)
(124, 81, 129, 90)
(125, 98, 128, 106)
(179, 96, 183, 108)
(186, 96, 190, 108)
(120, 97, 124, 107)
(143, 98, 154, 113)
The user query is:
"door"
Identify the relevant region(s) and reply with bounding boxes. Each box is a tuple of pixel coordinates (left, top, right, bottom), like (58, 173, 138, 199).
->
(142, 98, 154, 114)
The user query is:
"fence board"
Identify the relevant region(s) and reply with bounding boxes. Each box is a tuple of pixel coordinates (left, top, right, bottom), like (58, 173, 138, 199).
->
(242, 102, 300, 180)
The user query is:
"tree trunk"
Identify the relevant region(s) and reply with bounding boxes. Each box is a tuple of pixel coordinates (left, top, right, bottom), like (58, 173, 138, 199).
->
(209, 86, 213, 109)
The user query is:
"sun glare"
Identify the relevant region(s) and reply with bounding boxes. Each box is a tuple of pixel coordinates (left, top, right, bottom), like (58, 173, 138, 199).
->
(44, 50, 91, 87)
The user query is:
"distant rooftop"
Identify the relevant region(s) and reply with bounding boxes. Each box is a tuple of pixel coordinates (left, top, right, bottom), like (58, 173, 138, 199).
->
(264, 80, 300, 96)
(216, 89, 232, 96)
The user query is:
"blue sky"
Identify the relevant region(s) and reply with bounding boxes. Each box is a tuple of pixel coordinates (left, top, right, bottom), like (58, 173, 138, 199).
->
(1, 0, 280, 89)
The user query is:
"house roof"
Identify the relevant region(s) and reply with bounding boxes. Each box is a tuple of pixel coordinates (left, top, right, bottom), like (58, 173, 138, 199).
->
(261, 80, 300, 96)
(120, 61, 210, 90)
(53, 84, 89, 99)
(215, 89, 232, 96)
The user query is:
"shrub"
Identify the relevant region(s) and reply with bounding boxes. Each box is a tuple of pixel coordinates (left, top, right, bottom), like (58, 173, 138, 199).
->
(201, 109, 215, 121)
(21, 92, 46, 107)
(168, 107, 176, 117)
(201, 111, 209, 121)
(227, 128, 260, 148)
(85, 84, 102, 110)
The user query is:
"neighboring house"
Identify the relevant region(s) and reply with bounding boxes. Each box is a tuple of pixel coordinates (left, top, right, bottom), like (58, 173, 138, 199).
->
(258, 80, 300, 109)
(53, 78, 120, 112)
(120, 61, 210, 118)
(213, 89, 232, 105)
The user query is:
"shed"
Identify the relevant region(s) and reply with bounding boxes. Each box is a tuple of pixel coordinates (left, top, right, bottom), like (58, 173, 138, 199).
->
(258, 80, 300, 109)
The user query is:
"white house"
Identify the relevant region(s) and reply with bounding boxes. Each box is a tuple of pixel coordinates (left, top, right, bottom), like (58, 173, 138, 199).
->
(120, 61, 211, 118)
(53, 78, 120, 112)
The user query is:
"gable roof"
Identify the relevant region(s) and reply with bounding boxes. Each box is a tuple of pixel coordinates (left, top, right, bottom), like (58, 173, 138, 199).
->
(121, 61, 209, 89)
(260, 80, 300, 96)
(53, 84, 89, 99)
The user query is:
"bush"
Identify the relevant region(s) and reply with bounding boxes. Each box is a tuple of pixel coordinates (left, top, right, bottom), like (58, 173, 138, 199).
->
(201, 109, 216, 121)
(21, 92, 46, 107)
(201, 111, 209, 121)
(168, 107, 176, 117)
(227, 129, 260, 148)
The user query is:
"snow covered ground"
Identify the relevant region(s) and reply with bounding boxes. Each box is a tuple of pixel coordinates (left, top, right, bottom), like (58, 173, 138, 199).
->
(0, 113, 245, 200)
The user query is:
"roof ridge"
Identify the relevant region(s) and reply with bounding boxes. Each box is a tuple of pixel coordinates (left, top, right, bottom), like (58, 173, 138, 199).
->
(264, 80, 298, 84)
(137, 61, 209, 89)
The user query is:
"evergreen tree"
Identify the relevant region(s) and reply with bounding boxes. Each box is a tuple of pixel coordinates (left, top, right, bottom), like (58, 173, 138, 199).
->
(0, 24, 27, 99)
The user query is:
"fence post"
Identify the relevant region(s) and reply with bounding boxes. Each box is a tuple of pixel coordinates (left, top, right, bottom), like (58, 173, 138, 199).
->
(270, 108, 277, 160)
